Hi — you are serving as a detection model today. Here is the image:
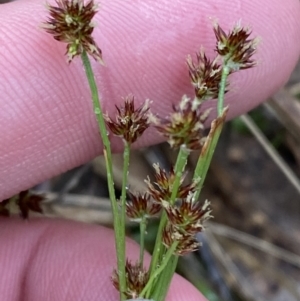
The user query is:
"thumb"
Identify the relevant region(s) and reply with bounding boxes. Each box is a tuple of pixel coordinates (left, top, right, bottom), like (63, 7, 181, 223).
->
(0, 0, 299, 199)
(0, 218, 207, 301)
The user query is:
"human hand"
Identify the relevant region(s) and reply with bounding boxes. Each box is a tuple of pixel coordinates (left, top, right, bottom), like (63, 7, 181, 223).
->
(0, 0, 299, 300)
(1, 218, 206, 301)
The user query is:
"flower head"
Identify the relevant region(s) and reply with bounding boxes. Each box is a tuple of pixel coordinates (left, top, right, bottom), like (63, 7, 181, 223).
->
(187, 49, 225, 101)
(145, 163, 198, 203)
(112, 260, 149, 299)
(105, 96, 150, 144)
(151, 95, 210, 150)
(163, 195, 212, 234)
(42, 0, 103, 63)
(163, 224, 200, 255)
(213, 21, 259, 70)
(126, 192, 161, 221)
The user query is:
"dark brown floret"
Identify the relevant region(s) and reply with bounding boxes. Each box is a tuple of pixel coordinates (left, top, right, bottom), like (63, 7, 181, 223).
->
(151, 95, 210, 150)
(126, 192, 161, 221)
(42, 0, 103, 63)
(213, 22, 259, 70)
(105, 96, 150, 144)
(112, 260, 149, 299)
(145, 163, 197, 203)
(163, 195, 212, 234)
(162, 224, 200, 255)
(187, 49, 224, 101)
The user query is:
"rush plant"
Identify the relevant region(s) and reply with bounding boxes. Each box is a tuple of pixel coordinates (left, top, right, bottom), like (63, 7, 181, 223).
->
(40, 1, 259, 300)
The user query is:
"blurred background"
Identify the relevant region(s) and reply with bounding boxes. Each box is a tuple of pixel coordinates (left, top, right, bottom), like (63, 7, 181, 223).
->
(33, 62, 300, 301)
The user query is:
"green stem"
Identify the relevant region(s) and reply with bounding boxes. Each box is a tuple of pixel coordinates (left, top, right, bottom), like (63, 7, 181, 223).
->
(120, 142, 130, 209)
(119, 141, 131, 276)
(139, 216, 147, 267)
(81, 50, 126, 300)
(146, 210, 167, 297)
(193, 121, 224, 200)
(170, 145, 190, 205)
(151, 255, 179, 301)
(193, 63, 230, 200)
(140, 242, 178, 298)
(147, 145, 190, 296)
(217, 65, 230, 116)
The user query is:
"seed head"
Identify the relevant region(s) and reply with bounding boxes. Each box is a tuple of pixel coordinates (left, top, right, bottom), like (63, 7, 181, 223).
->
(105, 96, 150, 144)
(163, 224, 200, 255)
(187, 49, 225, 101)
(151, 95, 210, 150)
(145, 163, 197, 203)
(112, 260, 149, 299)
(126, 192, 161, 222)
(213, 21, 259, 70)
(163, 195, 212, 234)
(42, 0, 103, 63)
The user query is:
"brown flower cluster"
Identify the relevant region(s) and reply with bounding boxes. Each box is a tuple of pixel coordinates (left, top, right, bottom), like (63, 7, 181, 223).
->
(163, 196, 211, 234)
(145, 163, 197, 202)
(162, 224, 200, 256)
(126, 192, 161, 222)
(187, 49, 223, 101)
(151, 95, 210, 150)
(43, 0, 103, 63)
(213, 22, 259, 70)
(162, 194, 212, 255)
(112, 260, 149, 299)
(105, 96, 150, 144)
(144, 164, 211, 255)
(186, 22, 258, 103)
(0, 190, 44, 219)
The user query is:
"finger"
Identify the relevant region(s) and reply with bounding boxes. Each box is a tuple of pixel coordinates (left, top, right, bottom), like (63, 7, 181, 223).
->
(0, 218, 207, 301)
(0, 0, 299, 199)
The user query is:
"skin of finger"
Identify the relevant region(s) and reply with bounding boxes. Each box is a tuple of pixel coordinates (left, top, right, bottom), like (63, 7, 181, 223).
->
(0, 218, 207, 301)
(0, 0, 299, 199)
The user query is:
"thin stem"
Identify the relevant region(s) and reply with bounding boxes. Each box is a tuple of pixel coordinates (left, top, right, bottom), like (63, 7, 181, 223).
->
(193, 63, 230, 200)
(81, 50, 126, 300)
(120, 142, 131, 208)
(146, 210, 167, 298)
(119, 141, 131, 276)
(139, 216, 147, 267)
(151, 255, 179, 301)
(192, 118, 225, 200)
(140, 242, 178, 298)
(81, 51, 115, 202)
(170, 145, 190, 205)
(217, 65, 230, 116)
